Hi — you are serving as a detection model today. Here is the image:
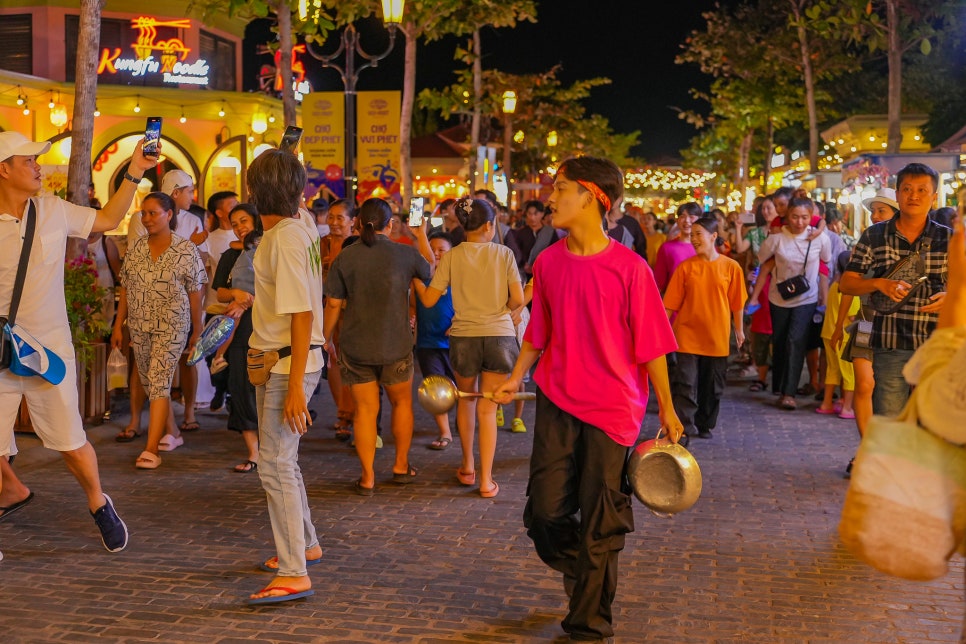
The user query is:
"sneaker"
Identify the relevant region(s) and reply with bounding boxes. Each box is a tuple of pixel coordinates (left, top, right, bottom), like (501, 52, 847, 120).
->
(495, 406, 505, 427)
(209, 388, 226, 412)
(511, 418, 527, 433)
(91, 493, 128, 553)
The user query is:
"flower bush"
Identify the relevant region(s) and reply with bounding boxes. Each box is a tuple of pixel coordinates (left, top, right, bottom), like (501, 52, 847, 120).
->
(64, 256, 109, 365)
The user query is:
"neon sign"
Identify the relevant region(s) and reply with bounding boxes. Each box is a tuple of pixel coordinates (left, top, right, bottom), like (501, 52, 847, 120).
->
(98, 17, 210, 86)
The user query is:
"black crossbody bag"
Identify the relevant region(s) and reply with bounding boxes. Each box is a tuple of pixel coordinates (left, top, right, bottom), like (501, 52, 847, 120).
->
(776, 237, 813, 300)
(1, 200, 37, 370)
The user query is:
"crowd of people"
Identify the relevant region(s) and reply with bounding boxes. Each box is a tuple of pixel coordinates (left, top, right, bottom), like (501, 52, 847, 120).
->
(1, 122, 961, 639)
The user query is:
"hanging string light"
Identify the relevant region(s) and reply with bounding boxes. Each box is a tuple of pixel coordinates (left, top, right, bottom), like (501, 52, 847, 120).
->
(134, 95, 141, 113)
(218, 102, 226, 118)
(179, 106, 187, 124)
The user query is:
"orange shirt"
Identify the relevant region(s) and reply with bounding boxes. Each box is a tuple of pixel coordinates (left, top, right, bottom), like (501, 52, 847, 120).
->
(663, 254, 747, 357)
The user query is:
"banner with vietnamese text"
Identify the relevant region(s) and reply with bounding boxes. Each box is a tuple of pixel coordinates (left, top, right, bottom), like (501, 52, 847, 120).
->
(356, 91, 401, 204)
(302, 92, 346, 201)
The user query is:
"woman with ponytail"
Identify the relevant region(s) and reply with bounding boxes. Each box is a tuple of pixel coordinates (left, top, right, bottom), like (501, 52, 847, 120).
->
(323, 198, 433, 495)
(413, 197, 524, 498)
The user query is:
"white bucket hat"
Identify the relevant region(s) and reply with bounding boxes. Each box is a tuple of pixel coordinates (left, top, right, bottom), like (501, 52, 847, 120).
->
(862, 188, 899, 213)
(0, 131, 51, 163)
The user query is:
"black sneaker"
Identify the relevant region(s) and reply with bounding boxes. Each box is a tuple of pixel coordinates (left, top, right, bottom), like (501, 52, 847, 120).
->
(91, 494, 128, 552)
(697, 428, 713, 439)
(210, 389, 226, 412)
(844, 458, 854, 480)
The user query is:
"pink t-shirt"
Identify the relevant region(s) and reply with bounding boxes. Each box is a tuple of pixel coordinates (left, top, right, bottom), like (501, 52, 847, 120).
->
(652, 238, 696, 292)
(525, 239, 678, 446)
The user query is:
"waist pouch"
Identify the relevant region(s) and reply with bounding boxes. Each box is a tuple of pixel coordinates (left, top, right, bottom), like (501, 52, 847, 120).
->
(247, 345, 323, 386)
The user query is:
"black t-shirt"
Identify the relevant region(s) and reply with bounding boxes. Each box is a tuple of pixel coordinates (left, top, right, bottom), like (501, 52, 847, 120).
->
(619, 215, 648, 259)
(325, 236, 431, 364)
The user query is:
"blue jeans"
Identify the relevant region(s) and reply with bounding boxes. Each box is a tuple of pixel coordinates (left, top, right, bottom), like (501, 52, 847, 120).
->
(255, 369, 323, 577)
(871, 348, 914, 418)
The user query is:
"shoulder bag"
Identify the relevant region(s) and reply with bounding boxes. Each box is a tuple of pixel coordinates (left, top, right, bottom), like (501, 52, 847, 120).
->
(869, 235, 932, 315)
(775, 236, 813, 300)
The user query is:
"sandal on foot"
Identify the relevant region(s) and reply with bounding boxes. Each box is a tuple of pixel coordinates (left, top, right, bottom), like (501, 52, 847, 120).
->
(135, 451, 161, 470)
(456, 469, 476, 486)
(335, 427, 352, 442)
(353, 479, 375, 496)
(258, 554, 323, 572)
(246, 586, 314, 605)
(179, 420, 200, 432)
(234, 460, 258, 473)
(480, 481, 500, 498)
(392, 465, 418, 484)
(115, 428, 141, 443)
(428, 437, 452, 450)
(748, 380, 766, 392)
(779, 396, 797, 410)
(158, 434, 184, 451)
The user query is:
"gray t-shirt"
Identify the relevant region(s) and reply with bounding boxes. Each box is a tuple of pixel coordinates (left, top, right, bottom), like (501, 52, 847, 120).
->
(429, 241, 520, 337)
(326, 236, 431, 364)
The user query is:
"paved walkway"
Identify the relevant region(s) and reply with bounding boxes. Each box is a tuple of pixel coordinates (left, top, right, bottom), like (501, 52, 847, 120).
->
(1, 370, 963, 643)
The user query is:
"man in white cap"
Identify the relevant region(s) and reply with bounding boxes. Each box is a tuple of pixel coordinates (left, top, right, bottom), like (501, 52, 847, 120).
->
(0, 130, 157, 553)
(841, 164, 949, 418)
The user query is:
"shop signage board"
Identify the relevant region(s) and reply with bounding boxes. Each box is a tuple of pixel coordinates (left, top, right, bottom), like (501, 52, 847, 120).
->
(356, 91, 401, 203)
(302, 92, 347, 201)
(97, 17, 210, 87)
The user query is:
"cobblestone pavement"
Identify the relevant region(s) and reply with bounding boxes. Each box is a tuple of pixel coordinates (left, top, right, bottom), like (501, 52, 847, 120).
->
(1, 369, 963, 643)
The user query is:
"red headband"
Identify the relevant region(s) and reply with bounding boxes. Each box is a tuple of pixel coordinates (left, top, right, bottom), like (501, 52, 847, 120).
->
(577, 180, 612, 213)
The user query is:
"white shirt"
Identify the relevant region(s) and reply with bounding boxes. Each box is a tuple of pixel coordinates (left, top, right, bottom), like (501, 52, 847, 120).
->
(127, 208, 210, 256)
(205, 227, 237, 308)
(250, 217, 326, 374)
(759, 226, 832, 307)
(0, 196, 96, 358)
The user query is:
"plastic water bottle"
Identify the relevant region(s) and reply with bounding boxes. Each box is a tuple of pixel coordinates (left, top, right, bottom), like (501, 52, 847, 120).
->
(813, 305, 826, 324)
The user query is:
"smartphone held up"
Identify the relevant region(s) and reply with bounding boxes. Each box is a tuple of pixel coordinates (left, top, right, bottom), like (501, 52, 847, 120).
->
(143, 117, 162, 157)
(279, 126, 303, 153)
(408, 197, 425, 228)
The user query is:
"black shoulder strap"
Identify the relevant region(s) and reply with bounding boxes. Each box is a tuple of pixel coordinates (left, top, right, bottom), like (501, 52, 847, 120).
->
(799, 236, 813, 276)
(8, 199, 37, 326)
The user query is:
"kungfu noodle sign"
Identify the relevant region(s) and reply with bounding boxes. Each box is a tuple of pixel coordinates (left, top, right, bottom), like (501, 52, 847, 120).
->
(98, 17, 209, 86)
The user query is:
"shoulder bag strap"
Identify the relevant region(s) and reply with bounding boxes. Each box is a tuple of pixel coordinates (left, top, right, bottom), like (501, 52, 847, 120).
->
(799, 236, 813, 276)
(7, 199, 37, 327)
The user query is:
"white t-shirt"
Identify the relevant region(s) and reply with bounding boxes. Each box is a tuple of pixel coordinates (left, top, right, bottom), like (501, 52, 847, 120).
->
(127, 207, 210, 256)
(205, 227, 237, 308)
(759, 226, 832, 307)
(251, 217, 326, 374)
(0, 196, 96, 358)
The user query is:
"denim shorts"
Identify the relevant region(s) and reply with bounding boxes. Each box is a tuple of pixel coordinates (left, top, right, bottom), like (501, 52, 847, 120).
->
(449, 335, 519, 377)
(339, 351, 413, 387)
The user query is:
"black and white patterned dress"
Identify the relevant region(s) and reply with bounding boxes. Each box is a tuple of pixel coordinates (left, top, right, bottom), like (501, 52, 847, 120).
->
(119, 234, 207, 400)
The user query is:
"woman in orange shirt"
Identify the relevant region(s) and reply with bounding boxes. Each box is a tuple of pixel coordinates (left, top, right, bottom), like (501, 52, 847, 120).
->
(663, 216, 747, 440)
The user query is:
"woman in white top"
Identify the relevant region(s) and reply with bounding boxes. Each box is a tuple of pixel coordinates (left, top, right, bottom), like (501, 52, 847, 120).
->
(758, 196, 831, 410)
(414, 197, 524, 498)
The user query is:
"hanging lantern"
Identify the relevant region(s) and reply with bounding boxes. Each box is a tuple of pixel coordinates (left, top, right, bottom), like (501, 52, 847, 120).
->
(49, 103, 68, 129)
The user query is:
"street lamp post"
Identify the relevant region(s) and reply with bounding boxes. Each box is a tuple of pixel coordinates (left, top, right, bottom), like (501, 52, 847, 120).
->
(502, 90, 516, 209)
(306, 1, 405, 204)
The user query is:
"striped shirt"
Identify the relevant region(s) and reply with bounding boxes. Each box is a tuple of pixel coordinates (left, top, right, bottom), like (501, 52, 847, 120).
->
(845, 217, 949, 351)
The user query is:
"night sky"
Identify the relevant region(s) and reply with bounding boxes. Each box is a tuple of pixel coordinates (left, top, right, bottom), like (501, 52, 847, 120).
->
(244, 0, 721, 162)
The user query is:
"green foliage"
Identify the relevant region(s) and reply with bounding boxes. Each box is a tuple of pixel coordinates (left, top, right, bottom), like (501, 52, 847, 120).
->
(64, 256, 109, 365)
(189, 0, 335, 49)
(419, 66, 639, 177)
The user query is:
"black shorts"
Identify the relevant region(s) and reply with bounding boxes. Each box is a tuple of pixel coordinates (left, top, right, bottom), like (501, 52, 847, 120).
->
(449, 336, 518, 377)
(415, 347, 455, 381)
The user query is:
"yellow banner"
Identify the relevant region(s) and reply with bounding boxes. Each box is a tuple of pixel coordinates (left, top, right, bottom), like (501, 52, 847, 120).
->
(356, 90, 401, 203)
(302, 92, 346, 200)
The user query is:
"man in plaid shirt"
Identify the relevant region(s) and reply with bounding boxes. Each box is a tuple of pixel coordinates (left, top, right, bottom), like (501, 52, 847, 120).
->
(840, 163, 949, 418)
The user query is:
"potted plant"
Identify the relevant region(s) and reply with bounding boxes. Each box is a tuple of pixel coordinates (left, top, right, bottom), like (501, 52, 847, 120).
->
(65, 255, 111, 422)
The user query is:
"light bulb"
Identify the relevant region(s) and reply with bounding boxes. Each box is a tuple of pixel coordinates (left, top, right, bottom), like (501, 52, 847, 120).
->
(218, 103, 226, 117)
(94, 104, 101, 117)
(134, 104, 141, 113)
(268, 113, 276, 124)
(22, 105, 30, 116)
(180, 107, 186, 124)
(134, 95, 141, 113)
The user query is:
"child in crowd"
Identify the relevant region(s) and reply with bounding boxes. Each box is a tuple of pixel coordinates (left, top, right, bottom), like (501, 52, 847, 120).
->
(816, 251, 861, 419)
(411, 231, 456, 450)
(209, 218, 260, 375)
(663, 216, 747, 439)
(413, 197, 524, 498)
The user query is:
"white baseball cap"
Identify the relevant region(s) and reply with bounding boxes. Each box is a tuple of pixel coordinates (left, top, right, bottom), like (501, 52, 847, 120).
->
(161, 169, 193, 195)
(0, 131, 51, 163)
(862, 188, 899, 213)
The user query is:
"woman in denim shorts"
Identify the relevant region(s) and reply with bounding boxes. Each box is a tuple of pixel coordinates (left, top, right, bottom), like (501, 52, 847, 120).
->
(414, 197, 524, 498)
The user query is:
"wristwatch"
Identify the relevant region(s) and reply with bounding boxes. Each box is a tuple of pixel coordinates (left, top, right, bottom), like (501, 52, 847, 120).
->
(123, 171, 142, 184)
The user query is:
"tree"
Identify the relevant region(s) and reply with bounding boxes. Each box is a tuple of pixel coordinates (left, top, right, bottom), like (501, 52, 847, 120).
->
(191, 0, 334, 126)
(815, 0, 953, 153)
(420, 67, 639, 180)
(65, 0, 105, 260)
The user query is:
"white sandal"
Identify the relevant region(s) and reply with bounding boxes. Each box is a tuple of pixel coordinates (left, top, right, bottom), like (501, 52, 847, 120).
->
(135, 451, 161, 469)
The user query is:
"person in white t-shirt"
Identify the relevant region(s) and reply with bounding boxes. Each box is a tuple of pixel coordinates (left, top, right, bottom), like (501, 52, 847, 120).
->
(244, 149, 327, 605)
(0, 130, 157, 553)
(202, 191, 239, 410)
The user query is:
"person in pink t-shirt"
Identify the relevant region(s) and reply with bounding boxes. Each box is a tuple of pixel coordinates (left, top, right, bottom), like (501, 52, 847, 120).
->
(652, 201, 701, 292)
(494, 156, 683, 642)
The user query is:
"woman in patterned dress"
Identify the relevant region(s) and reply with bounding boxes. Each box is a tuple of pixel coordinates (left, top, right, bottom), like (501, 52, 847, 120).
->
(111, 192, 206, 470)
